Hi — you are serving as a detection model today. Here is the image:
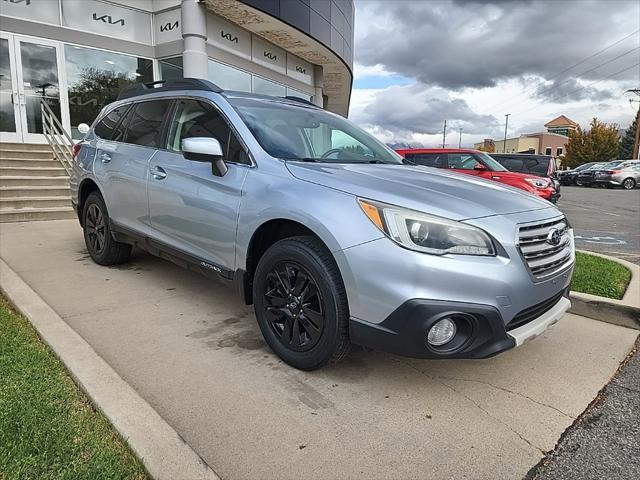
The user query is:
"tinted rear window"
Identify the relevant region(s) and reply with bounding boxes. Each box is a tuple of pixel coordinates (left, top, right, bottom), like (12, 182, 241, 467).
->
(493, 155, 550, 176)
(405, 153, 446, 168)
(123, 100, 172, 148)
(94, 105, 129, 140)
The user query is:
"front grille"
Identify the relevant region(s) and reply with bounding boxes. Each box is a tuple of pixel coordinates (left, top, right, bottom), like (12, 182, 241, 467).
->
(517, 217, 573, 280)
(507, 291, 565, 331)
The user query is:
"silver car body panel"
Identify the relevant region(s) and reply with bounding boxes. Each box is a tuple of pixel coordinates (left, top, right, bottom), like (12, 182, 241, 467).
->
(70, 88, 575, 356)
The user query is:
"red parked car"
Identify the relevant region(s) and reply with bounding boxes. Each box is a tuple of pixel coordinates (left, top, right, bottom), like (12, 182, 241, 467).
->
(395, 148, 559, 203)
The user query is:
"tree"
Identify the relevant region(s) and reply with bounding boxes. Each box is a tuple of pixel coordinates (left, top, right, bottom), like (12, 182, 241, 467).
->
(563, 118, 619, 168)
(618, 115, 637, 160)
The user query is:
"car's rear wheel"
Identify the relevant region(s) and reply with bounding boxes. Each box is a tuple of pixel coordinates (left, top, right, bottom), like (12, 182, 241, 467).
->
(253, 236, 351, 370)
(622, 178, 636, 190)
(83, 192, 131, 265)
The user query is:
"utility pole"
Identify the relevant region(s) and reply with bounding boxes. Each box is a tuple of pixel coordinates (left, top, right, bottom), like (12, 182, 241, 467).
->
(442, 120, 447, 148)
(627, 89, 640, 159)
(458, 127, 463, 148)
(503, 114, 510, 153)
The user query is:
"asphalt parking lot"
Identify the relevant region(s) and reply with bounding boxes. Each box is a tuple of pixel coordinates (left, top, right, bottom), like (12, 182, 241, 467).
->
(1, 219, 637, 480)
(557, 186, 640, 264)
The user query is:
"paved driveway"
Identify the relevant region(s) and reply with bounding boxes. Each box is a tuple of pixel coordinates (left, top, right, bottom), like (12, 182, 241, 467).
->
(557, 186, 640, 264)
(1, 220, 637, 480)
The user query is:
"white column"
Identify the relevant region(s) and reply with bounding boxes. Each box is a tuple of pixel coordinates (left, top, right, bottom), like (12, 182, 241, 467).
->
(313, 65, 324, 108)
(181, 0, 208, 79)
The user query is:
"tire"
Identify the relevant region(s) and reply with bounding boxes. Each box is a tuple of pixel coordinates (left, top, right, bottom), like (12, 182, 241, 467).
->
(252, 236, 351, 370)
(622, 178, 636, 190)
(82, 192, 131, 266)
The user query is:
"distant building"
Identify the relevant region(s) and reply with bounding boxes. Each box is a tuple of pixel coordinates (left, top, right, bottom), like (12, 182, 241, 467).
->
(544, 115, 579, 137)
(474, 115, 578, 157)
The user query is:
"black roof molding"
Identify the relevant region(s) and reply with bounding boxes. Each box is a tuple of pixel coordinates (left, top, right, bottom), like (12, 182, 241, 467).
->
(117, 78, 224, 101)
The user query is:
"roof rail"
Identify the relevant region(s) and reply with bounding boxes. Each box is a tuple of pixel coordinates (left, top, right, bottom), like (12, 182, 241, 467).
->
(117, 78, 224, 101)
(283, 95, 317, 107)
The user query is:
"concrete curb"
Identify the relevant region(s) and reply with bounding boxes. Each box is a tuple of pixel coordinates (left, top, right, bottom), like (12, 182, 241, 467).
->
(0, 258, 220, 480)
(569, 250, 640, 330)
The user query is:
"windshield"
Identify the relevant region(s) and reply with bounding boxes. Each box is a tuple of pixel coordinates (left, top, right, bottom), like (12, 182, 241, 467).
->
(575, 162, 594, 171)
(473, 152, 507, 171)
(587, 163, 606, 170)
(230, 98, 403, 164)
(602, 161, 623, 169)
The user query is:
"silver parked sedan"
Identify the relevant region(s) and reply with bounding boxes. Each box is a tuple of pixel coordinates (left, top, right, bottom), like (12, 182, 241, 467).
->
(594, 161, 640, 189)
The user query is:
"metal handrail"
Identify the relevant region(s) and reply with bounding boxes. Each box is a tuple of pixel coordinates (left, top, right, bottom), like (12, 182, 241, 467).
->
(40, 99, 74, 174)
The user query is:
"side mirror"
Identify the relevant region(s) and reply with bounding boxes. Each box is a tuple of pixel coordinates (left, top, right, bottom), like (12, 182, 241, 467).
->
(182, 137, 228, 177)
(473, 163, 488, 171)
(78, 123, 90, 135)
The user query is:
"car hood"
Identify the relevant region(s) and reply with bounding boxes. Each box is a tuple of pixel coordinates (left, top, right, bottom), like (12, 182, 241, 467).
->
(285, 162, 553, 221)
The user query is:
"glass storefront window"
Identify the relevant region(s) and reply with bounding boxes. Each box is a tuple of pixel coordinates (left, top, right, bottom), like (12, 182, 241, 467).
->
(252, 76, 286, 97)
(159, 56, 183, 82)
(208, 59, 251, 92)
(65, 45, 153, 138)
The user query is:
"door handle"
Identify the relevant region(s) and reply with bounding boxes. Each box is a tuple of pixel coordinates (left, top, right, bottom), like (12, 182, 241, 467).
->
(151, 166, 167, 180)
(100, 152, 112, 163)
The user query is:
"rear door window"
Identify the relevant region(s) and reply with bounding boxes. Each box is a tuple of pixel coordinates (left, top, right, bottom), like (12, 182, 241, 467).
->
(94, 105, 129, 140)
(123, 100, 173, 148)
(406, 153, 447, 168)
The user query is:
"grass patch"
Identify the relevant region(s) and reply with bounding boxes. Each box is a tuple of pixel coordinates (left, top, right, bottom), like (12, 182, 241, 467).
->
(0, 296, 148, 480)
(571, 252, 631, 300)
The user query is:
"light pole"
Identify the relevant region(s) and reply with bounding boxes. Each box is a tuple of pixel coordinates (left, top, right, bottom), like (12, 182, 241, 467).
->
(625, 89, 640, 159)
(503, 114, 510, 153)
(442, 119, 447, 148)
(458, 127, 463, 148)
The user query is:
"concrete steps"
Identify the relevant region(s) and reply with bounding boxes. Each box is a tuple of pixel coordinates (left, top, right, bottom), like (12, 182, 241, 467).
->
(0, 206, 75, 222)
(0, 142, 72, 223)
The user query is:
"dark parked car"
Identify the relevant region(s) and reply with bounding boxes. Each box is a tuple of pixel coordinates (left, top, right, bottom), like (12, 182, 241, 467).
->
(489, 153, 560, 201)
(557, 162, 598, 186)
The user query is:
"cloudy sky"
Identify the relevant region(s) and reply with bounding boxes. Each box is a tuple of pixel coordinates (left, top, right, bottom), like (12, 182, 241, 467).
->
(348, 0, 640, 147)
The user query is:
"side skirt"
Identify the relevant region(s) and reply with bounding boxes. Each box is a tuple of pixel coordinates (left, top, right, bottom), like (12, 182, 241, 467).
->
(109, 222, 235, 284)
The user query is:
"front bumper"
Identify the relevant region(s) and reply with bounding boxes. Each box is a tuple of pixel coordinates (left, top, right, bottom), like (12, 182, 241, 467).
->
(349, 290, 570, 359)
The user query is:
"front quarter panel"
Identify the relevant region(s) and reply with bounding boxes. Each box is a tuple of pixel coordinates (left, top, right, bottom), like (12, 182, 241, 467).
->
(235, 158, 384, 270)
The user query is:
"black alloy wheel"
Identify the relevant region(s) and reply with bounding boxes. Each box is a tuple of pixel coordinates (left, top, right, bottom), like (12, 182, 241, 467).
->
(82, 191, 131, 266)
(263, 261, 325, 352)
(252, 236, 351, 370)
(85, 203, 106, 255)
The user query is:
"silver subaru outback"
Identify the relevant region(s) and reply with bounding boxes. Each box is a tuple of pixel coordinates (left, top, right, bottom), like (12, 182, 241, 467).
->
(70, 78, 574, 370)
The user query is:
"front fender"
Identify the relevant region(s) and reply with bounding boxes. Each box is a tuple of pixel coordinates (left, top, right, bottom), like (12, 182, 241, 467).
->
(235, 167, 384, 271)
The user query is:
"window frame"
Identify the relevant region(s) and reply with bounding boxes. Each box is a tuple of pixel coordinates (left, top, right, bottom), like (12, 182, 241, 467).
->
(94, 103, 133, 141)
(164, 96, 255, 168)
(93, 96, 254, 167)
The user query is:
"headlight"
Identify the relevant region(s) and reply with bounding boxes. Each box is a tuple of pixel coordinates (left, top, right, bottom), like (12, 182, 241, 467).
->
(524, 177, 551, 189)
(358, 199, 495, 256)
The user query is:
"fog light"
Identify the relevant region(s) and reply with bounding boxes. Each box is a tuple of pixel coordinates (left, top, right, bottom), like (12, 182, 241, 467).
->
(427, 317, 457, 346)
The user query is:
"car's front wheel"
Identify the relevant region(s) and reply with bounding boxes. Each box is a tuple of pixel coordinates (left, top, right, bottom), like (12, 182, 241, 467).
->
(252, 236, 351, 370)
(622, 178, 636, 190)
(82, 192, 131, 266)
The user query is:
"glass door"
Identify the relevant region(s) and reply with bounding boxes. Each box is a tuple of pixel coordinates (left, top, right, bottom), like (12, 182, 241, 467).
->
(0, 33, 69, 144)
(0, 34, 22, 143)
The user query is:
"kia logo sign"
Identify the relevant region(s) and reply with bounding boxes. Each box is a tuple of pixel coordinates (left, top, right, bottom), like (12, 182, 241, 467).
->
(221, 31, 238, 44)
(160, 20, 178, 32)
(263, 51, 277, 61)
(93, 13, 125, 26)
(295, 65, 307, 74)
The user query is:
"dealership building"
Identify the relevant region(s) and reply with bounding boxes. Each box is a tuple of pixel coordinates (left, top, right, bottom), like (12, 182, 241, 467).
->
(0, 0, 354, 143)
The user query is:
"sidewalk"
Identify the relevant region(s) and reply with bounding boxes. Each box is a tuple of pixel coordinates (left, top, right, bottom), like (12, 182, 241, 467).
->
(1, 219, 638, 480)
